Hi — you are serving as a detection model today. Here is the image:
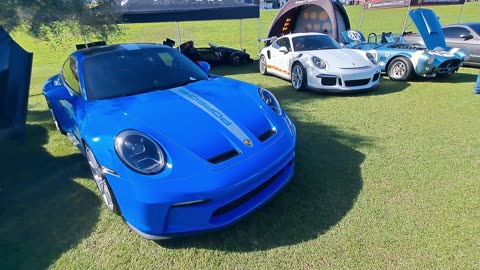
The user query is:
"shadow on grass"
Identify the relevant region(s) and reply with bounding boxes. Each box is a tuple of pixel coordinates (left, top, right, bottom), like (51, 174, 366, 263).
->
(0, 124, 100, 270)
(420, 71, 479, 84)
(158, 93, 368, 251)
(27, 109, 52, 123)
(267, 78, 410, 100)
(213, 62, 410, 96)
(210, 60, 259, 76)
(337, 78, 410, 97)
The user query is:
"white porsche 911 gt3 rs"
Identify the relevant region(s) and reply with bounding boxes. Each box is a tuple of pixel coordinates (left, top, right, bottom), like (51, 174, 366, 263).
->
(259, 33, 382, 92)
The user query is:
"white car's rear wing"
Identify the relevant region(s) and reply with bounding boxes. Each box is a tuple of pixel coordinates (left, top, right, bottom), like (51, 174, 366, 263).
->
(258, 36, 278, 43)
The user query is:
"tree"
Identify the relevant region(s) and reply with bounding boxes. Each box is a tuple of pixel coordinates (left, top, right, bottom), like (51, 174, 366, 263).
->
(0, 0, 122, 43)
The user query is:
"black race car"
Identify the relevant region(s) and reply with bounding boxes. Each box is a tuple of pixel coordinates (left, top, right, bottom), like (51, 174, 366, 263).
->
(164, 38, 252, 66)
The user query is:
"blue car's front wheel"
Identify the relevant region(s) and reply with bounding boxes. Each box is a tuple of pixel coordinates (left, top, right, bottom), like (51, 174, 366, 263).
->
(86, 145, 120, 215)
(387, 57, 413, 81)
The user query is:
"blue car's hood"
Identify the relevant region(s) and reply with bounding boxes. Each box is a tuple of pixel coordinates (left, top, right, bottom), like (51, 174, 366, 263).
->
(88, 77, 275, 163)
(409, 8, 447, 50)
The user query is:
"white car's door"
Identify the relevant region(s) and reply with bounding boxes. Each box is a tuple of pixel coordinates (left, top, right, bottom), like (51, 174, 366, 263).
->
(268, 37, 294, 80)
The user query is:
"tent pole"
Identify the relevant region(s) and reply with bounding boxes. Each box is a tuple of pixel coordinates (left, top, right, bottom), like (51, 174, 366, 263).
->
(401, 5, 411, 34)
(175, 21, 181, 45)
(240, 19, 243, 50)
(83, 35, 88, 47)
(358, 5, 365, 31)
(258, 17, 261, 53)
(458, 3, 465, 23)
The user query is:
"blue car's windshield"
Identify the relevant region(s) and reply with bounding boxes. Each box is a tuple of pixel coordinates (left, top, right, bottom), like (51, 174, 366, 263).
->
(83, 47, 208, 100)
(292, 35, 342, 51)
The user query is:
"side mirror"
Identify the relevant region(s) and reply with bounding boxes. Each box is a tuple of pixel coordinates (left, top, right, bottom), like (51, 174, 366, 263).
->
(197, 61, 210, 73)
(279, 46, 289, 54)
(459, 33, 474, 40)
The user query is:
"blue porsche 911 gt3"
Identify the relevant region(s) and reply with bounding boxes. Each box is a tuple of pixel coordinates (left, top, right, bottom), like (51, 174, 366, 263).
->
(43, 43, 296, 239)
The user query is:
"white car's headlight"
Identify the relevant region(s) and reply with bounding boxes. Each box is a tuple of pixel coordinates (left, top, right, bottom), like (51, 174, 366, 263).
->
(258, 88, 282, 116)
(366, 52, 377, 64)
(312, 56, 327, 69)
(115, 130, 166, 174)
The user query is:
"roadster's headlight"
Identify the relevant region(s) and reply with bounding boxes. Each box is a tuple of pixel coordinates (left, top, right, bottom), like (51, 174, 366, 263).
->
(420, 52, 435, 65)
(115, 130, 165, 174)
(427, 55, 435, 65)
(258, 88, 282, 116)
(312, 56, 327, 69)
(366, 52, 377, 64)
(451, 48, 470, 62)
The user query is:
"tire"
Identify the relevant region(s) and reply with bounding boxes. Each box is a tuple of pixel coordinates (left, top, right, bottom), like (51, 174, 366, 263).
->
(230, 52, 242, 66)
(259, 54, 268, 75)
(85, 145, 120, 215)
(291, 62, 307, 91)
(387, 57, 414, 81)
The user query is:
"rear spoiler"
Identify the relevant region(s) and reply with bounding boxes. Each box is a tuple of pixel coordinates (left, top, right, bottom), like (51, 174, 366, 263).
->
(75, 41, 106, 50)
(258, 36, 277, 43)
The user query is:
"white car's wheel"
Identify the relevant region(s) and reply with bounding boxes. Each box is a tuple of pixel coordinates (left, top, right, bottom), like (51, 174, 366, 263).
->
(291, 62, 307, 91)
(86, 145, 120, 215)
(259, 54, 268, 75)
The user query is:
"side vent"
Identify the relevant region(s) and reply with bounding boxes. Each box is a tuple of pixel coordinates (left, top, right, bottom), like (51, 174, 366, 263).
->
(207, 149, 240, 164)
(257, 128, 276, 142)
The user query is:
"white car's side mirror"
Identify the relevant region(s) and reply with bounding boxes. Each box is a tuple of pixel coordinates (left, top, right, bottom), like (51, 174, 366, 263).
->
(279, 46, 289, 54)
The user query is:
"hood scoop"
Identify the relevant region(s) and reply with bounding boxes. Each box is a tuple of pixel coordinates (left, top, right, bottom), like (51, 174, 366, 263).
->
(207, 149, 240, 164)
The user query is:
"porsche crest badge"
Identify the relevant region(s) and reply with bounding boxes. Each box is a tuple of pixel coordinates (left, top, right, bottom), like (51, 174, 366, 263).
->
(243, 139, 253, 147)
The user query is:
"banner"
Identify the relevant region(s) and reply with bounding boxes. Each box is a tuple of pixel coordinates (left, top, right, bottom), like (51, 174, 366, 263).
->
(410, 0, 465, 6)
(364, 0, 465, 9)
(363, 0, 410, 9)
(0, 27, 33, 139)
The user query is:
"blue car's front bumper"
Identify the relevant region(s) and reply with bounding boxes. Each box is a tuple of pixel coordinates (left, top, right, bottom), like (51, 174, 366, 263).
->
(105, 131, 296, 239)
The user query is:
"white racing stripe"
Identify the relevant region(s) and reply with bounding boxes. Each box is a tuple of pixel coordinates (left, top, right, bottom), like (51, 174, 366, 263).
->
(171, 87, 253, 147)
(410, 50, 423, 67)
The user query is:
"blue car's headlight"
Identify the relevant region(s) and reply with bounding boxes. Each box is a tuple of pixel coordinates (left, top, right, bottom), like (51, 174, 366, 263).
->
(258, 88, 282, 116)
(312, 56, 327, 69)
(114, 130, 166, 175)
(366, 52, 377, 64)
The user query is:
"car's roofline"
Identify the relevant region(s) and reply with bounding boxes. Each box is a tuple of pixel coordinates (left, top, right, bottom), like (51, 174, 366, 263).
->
(77, 43, 174, 58)
(443, 22, 480, 27)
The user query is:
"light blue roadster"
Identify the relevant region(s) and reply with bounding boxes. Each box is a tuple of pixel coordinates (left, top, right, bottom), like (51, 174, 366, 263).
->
(43, 43, 296, 239)
(341, 9, 469, 81)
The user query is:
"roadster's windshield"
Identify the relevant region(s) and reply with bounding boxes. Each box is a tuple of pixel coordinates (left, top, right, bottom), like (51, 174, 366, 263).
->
(83, 47, 208, 100)
(292, 35, 342, 51)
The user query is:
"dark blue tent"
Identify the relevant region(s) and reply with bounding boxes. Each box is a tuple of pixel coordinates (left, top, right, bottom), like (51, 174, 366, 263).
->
(115, 0, 260, 23)
(0, 26, 33, 140)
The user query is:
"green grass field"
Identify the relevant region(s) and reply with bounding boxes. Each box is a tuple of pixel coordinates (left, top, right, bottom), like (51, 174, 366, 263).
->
(1, 4, 480, 269)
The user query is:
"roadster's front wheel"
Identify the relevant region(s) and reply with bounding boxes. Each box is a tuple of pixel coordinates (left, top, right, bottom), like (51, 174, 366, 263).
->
(85, 145, 120, 215)
(259, 55, 268, 75)
(387, 57, 413, 81)
(291, 62, 307, 91)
